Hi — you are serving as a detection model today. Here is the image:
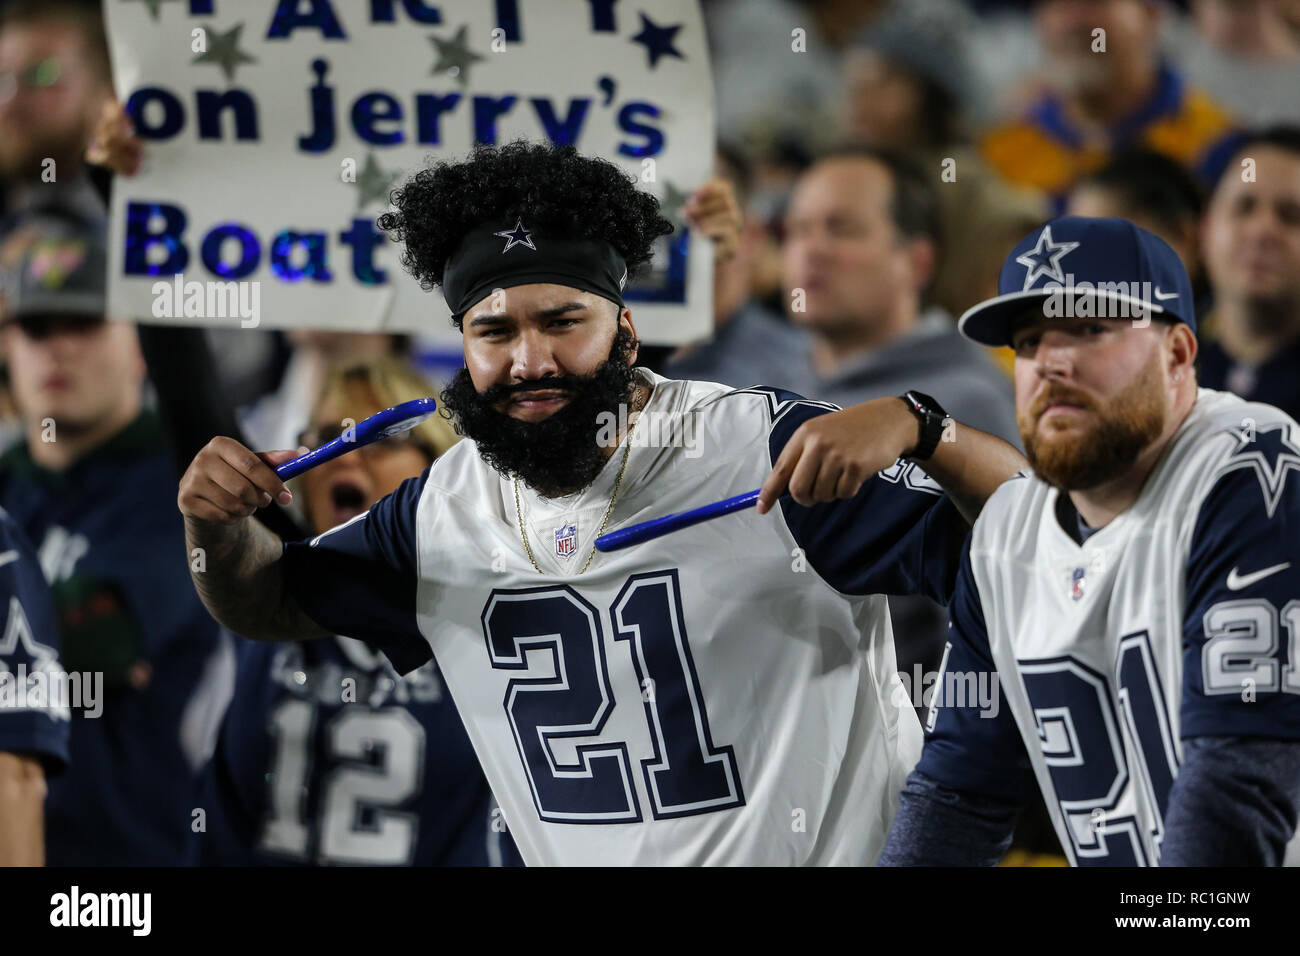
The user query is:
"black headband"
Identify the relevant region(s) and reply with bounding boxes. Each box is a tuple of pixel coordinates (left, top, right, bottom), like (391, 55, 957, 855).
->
(442, 218, 629, 322)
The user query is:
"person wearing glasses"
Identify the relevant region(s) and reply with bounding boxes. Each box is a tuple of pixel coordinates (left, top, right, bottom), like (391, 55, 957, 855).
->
(191, 356, 522, 866)
(0, 0, 113, 225)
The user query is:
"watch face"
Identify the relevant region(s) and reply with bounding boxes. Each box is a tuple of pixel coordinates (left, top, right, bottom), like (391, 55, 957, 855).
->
(908, 391, 945, 417)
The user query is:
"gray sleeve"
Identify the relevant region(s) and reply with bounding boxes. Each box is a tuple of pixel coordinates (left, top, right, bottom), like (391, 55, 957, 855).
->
(1160, 736, 1300, 866)
(944, 374, 1020, 450)
(878, 769, 1022, 866)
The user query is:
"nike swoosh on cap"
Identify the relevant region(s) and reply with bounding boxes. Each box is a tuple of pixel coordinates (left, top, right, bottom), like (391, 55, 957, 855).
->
(1153, 288, 1179, 300)
(1226, 561, 1292, 590)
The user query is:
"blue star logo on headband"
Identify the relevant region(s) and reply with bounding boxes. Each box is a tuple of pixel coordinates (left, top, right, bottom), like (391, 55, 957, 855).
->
(494, 219, 537, 253)
(1016, 225, 1080, 291)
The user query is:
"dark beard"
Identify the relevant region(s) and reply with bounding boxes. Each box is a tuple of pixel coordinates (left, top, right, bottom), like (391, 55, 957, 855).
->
(1019, 362, 1166, 491)
(440, 327, 640, 497)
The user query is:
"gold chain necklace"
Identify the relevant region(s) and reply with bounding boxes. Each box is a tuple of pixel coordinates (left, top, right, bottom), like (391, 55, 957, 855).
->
(513, 417, 636, 575)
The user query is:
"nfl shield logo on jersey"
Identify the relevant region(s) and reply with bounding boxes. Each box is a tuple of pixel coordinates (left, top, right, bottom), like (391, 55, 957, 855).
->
(555, 522, 578, 559)
(1070, 567, 1086, 601)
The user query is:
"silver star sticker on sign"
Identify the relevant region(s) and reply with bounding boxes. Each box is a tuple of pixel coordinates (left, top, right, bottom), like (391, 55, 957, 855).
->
(429, 25, 484, 87)
(354, 153, 400, 212)
(122, 0, 182, 22)
(659, 181, 692, 230)
(192, 23, 257, 83)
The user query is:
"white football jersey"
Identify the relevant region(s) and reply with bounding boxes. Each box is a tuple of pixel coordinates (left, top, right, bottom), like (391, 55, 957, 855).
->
(920, 388, 1300, 865)
(282, 370, 968, 865)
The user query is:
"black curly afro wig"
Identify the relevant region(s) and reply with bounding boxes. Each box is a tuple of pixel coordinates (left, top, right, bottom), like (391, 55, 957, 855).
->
(377, 139, 675, 328)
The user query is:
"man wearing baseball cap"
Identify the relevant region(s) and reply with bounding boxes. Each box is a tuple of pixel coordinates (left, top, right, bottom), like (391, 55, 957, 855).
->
(881, 216, 1300, 866)
(0, 213, 228, 864)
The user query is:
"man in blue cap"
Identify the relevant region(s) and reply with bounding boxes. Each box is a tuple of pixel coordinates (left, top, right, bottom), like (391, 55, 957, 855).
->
(880, 216, 1300, 866)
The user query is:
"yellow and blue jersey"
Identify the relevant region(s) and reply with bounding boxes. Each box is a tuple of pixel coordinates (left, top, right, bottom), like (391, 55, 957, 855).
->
(981, 64, 1238, 207)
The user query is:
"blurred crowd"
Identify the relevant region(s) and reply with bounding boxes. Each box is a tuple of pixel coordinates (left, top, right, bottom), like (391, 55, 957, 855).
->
(0, 0, 1298, 866)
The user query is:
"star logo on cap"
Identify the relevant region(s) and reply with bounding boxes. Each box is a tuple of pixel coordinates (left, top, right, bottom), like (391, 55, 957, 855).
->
(494, 219, 536, 253)
(1016, 225, 1080, 292)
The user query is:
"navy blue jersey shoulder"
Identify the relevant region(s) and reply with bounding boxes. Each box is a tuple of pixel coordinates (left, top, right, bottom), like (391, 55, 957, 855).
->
(192, 635, 521, 866)
(281, 468, 431, 675)
(0, 511, 69, 773)
(0, 413, 226, 865)
(735, 386, 966, 604)
(915, 533, 1034, 803)
(1181, 422, 1300, 740)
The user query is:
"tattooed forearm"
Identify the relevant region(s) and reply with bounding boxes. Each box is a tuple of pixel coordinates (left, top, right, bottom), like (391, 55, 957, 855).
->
(184, 515, 325, 641)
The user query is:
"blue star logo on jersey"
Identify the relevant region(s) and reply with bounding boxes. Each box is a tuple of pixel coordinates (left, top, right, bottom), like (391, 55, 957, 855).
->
(554, 522, 578, 559)
(494, 219, 536, 254)
(1016, 225, 1080, 292)
(0, 595, 59, 676)
(1221, 421, 1300, 519)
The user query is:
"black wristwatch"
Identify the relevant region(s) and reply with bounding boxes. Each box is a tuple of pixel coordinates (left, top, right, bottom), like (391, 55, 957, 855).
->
(898, 391, 949, 461)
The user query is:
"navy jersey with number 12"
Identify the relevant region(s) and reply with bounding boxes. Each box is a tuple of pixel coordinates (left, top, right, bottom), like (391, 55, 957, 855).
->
(194, 634, 520, 866)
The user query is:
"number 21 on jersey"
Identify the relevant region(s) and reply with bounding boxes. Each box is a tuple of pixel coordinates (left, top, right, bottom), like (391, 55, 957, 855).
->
(481, 569, 745, 824)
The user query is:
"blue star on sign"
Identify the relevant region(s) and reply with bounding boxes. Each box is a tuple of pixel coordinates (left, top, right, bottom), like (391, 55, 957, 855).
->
(494, 219, 536, 253)
(631, 13, 684, 69)
(1221, 421, 1300, 519)
(1016, 225, 1080, 291)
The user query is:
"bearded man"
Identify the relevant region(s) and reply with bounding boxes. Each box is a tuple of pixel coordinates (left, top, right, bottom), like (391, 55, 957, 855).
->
(881, 216, 1300, 866)
(176, 139, 1026, 866)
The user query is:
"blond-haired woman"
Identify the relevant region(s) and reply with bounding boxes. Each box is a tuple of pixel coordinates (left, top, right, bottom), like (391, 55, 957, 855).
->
(193, 357, 520, 866)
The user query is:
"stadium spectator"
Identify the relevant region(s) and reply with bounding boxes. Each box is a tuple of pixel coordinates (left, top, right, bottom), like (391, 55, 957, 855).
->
(81, 104, 523, 866)
(981, 0, 1237, 205)
(1162, 0, 1300, 126)
(1067, 148, 1206, 276)
(840, 2, 1046, 318)
(781, 146, 1018, 440)
(1066, 147, 1213, 326)
(0, 0, 112, 225)
(238, 329, 411, 453)
(193, 356, 521, 866)
(0, 212, 229, 864)
(0, 509, 68, 866)
(705, 0, 890, 154)
(780, 144, 1019, 695)
(663, 144, 811, 390)
(1198, 126, 1300, 421)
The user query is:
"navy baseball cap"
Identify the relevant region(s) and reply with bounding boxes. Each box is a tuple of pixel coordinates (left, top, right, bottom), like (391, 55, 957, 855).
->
(957, 216, 1196, 347)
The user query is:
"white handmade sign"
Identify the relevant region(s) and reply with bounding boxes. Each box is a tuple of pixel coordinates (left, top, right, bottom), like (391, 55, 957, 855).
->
(104, 0, 714, 345)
